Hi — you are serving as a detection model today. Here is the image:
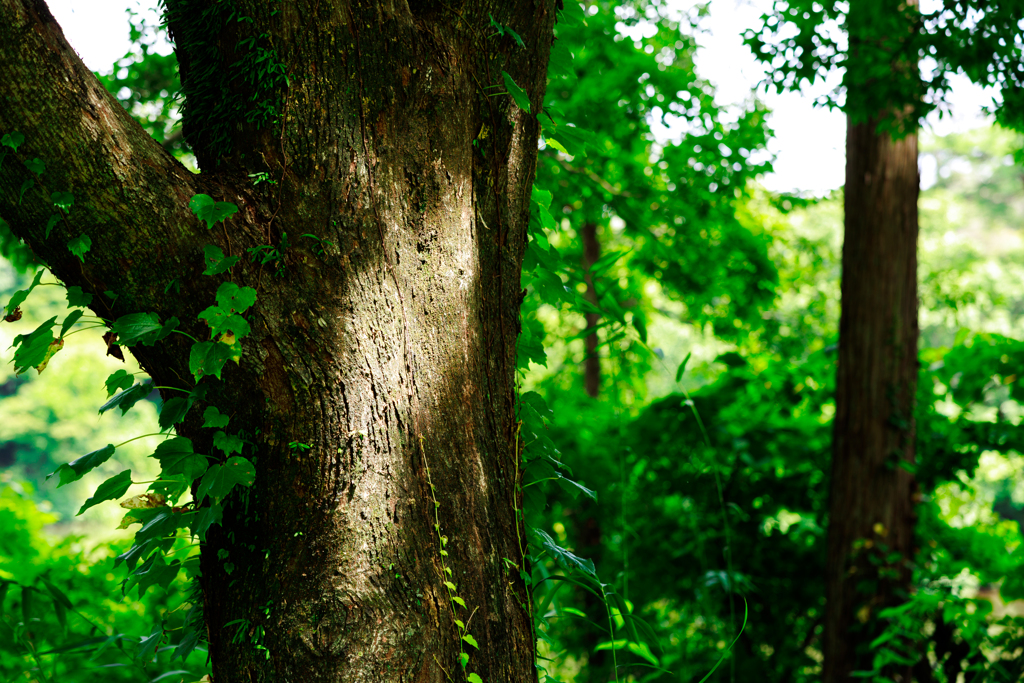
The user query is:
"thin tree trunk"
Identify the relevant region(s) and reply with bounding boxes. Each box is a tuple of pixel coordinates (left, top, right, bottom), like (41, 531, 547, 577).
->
(823, 107, 920, 683)
(0, 1, 556, 680)
(581, 222, 601, 397)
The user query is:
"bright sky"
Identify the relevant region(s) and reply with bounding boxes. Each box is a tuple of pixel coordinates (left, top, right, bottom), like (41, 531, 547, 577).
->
(47, 0, 994, 195)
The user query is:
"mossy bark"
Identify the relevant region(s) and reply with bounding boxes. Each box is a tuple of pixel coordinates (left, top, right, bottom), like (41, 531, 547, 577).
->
(0, 0, 556, 680)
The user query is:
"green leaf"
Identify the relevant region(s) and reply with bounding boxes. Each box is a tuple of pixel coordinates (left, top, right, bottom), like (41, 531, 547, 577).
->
(99, 381, 152, 415)
(152, 437, 208, 480)
(158, 397, 192, 430)
(532, 529, 596, 577)
(51, 191, 73, 210)
(459, 652, 470, 668)
(47, 443, 116, 487)
(675, 352, 692, 383)
(468, 674, 483, 683)
(18, 177, 33, 203)
(4, 268, 43, 317)
(68, 233, 91, 262)
(44, 213, 60, 238)
(557, 0, 586, 26)
(501, 71, 531, 113)
(213, 431, 244, 456)
(59, 309, 84, 338)
(203, 244, 240, 275)
(78, 469, 133, 515)
(462, 634, 479, 649)
(196, 456, 255, 503)
(137, 624, 162, 662)
(189, 194, 238, 229)
(111, 312, 166, 346)
(216, 281, 257, 314)
(190, 504, 223, 541)
(547, 39, 576, 82)
(203, 406, 230, 429)
(11, 316, 56, 374)
(24, 157, 44, 175)
(41, 579, 72, 611)
(198, 306, 251, 339)
(189, 341, 234, 380)
(104, 369, 135, 397)
(66, 285, 93, 308)
(127, 554, 181, 598)
(21, 585, 33, 624)
(1, 131, 25, 150)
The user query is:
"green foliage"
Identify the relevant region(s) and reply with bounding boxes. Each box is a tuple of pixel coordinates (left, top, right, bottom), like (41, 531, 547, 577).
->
(163, 0, 288, 165)
(746, 0, 1024, 132)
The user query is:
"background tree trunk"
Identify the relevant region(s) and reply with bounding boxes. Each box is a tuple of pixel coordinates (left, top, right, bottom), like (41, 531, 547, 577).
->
(823, 93, 920, 683)
(581, 222, 601, 398)
(0, 1, 556, 680)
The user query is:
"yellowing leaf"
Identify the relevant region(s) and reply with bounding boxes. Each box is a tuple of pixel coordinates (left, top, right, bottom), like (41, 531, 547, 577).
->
(119, 493, 168, 510)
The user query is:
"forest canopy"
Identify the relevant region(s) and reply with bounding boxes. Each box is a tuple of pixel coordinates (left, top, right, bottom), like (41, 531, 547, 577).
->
(1, 1, 1024, 682)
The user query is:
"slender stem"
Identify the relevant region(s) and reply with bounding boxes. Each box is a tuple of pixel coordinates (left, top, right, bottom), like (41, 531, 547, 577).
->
(172, 330, 200, 343)
(113, 432, 172, 449)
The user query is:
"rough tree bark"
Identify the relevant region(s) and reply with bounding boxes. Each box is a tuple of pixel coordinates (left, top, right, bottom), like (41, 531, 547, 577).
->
(823, 3, 920, 679)
(0, 1, 555, 681)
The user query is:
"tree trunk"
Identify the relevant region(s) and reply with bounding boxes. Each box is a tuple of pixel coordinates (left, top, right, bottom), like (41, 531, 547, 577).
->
(581, 222, 600, 398)
(823, 70, 920, 683)
(0, 1, 555, 681)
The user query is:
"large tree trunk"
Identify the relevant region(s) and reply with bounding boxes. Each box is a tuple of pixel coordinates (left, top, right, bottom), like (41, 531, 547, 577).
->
(0, 1, 555, 681)
(823, 61, 921, 683)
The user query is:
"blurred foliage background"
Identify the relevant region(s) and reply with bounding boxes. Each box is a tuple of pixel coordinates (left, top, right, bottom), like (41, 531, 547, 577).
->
(3, 1, 1024, 682)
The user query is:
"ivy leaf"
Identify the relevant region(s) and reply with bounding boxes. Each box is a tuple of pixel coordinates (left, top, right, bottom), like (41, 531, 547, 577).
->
(44, 213, 60, 238)
(67, 233, 91, 262)
(11, 316, 56, 375)
(203, 244, 240, 276)
(24, 157, 44, 175)
(215, 281, 257, 315)
(104, 369, 136, 397)
(17, 178, 33, 204)
(51, 191, 73, 210)
(198, 307, 251, 339)
(190, 504, 223, 541)
(189, 340, 234, 381)
(158, 397, 192, 431)
(34, 337, 64, 374)
(47, 444, 116, 488)
(59, 309, 84, 338)
(78, 469, 133, 515)
(152, 437, 208, 481)
(196, 457, 255, 503)
(189, 194, 238, 229)
(213, 431, 244, 456)
(4, 268, 43, 317)
(66, 285, 93, 308)
(501, 71, 531, 113)
(459, 652, 469, 669)
(1, 131, 25, 150)
(468, 674, 483, 683)
(99, 381, 152, 415)
(462, 634, 479, 649)
(127, 554, 181, 599)
(202, 406, 230, 429)
(110, 312, 162, 346)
